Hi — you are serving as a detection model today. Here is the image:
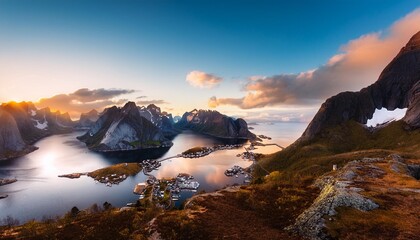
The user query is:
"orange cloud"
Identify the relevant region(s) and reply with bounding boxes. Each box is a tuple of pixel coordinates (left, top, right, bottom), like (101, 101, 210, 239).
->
(186, 70, 223, 88)
(209, 9, 420, 109)
(36, 88, 134, 118)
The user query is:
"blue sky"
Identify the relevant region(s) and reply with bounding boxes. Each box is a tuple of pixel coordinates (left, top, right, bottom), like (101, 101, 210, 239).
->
(0, 0, 419, 119)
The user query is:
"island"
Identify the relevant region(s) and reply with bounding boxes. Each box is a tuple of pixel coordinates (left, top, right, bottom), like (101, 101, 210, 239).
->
(59, 163, 142, 186)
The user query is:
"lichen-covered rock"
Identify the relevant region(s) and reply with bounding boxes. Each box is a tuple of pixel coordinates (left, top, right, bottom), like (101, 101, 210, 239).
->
(287, 159, 381, 240)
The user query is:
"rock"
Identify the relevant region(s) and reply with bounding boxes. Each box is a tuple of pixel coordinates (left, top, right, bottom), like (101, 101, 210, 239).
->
(403, 81, 420, 128)
(287, 160, 380, 240)
(176, 109, 256, 140)
(300, 31, 420, 141)
(0, 178, 18, 186)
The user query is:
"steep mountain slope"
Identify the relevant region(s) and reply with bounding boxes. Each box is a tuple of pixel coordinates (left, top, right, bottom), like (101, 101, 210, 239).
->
(139, 104, 179, 137)
(301, 31, 420, 142)
(251, 31, 420, 240)
(78, 102, 172, 151)
(176, 109, 256, 139)
(0, 102, 74, 160)
(0, 109, 36, 160)
(76, 109, 99, 128)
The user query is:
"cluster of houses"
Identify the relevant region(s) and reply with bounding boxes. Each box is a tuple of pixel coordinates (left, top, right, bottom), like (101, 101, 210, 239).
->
(237, 151, 256, 161)
(224, 165, 252, 183)
(181, 144, 243, 158)
(132, 173, 200, 208)
(141, 159, 162, 173)
(258, 134, 272, 140)
(224, 165, 245, 177)
(96, 173, 128, 187)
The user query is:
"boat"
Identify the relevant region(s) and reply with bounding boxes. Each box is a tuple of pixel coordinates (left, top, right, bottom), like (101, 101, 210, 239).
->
(126, 203, 136, 207)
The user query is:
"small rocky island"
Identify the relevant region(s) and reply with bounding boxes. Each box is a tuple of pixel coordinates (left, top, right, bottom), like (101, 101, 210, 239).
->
(0, 178, 17, 186)
(59, 163, 142, 186)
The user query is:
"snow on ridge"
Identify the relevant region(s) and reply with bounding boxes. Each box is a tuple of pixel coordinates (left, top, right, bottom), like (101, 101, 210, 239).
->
(34, 119, 48, 130)
(366, 108, 407, 127)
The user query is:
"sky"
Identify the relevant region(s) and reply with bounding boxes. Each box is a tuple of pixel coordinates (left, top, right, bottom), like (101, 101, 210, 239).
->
(0, 0, 419, 121)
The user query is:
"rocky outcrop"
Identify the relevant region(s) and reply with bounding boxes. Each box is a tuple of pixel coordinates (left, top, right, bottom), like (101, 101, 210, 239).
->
(176, 109, 256, 140)
(76, 109, 99, 128)
(301, 31, 420, 141)
(403, 81, 420, 128)
(288, 158, 381, 240)
(78, 102, 172, 151)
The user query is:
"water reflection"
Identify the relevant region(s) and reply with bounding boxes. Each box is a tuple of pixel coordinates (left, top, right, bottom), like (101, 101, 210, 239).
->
(0, 123, 307, 222)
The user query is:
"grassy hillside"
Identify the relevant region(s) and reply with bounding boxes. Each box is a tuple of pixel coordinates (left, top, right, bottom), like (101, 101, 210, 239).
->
(254, 120, 420, 183)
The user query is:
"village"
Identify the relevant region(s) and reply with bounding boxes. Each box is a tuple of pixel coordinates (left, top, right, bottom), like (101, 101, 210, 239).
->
(130, 173, 200, 209)
(180, 144, 243, 158)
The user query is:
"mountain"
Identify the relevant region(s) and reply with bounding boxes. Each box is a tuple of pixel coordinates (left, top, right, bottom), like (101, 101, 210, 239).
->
(0, 109, 36, 160)
(0, 101, 75, 160)
(301, 31, 420, 142)
(138, 104, 179, 137)
(176, 109, 256, 139)
(77, 102, 172, 151)
(76, 109, 99, 129)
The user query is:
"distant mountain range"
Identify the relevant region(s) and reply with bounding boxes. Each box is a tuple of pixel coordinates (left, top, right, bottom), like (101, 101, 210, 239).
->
(0, 101, 256, 159)
(0, 102, 75, 160)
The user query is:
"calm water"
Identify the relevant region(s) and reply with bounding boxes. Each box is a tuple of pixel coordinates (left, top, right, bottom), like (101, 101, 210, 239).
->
(0, 122, 307, 222)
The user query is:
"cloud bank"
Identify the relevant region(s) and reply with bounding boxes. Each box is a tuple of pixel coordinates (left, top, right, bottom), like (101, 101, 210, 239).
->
(36, 88, 135, 118)
(136, 99, 168, 106)
(186, 70, 222, 88)
(209, 9, 420, 109)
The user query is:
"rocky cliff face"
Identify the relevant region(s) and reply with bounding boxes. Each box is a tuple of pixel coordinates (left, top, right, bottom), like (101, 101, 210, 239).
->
(176, 109, 256, 139)
(78, 102, 172, 151)
(403, 81, 420, 128)
(76, 109, 99, 128)
(0, 101, 74, 160)
(0, 109, 36, 160)
(301, 31, 420, 141)
(0, 102, 74, 144)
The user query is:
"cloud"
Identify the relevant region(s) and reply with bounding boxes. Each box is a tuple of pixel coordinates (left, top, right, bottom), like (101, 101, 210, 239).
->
(36, 88, 135, 118)
(136, 99, 169, 106)
(186, 70, 222, 88)
(209, 9, 420, 109)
